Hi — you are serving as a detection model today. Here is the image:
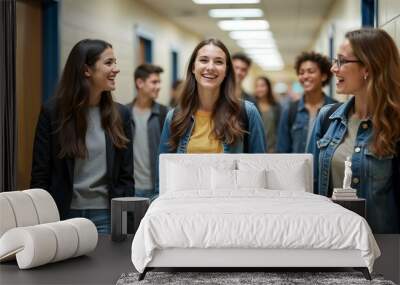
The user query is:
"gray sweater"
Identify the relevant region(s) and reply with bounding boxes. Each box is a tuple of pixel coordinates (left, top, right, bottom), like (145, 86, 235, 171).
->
(71, 107, 108, 209)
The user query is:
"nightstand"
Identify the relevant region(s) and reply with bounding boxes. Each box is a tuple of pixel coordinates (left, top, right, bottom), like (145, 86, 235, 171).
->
(331, 198, 366, 218)
(111, 197, 150, 242)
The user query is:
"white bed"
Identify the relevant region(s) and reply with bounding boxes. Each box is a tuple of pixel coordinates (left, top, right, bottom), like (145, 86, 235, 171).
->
(131, 154, 380, 280)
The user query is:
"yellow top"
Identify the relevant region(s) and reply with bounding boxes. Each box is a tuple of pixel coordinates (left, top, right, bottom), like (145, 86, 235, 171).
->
(186, 110, 223, 153)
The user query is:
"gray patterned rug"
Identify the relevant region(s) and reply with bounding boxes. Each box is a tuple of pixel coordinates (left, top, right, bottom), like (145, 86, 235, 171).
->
(116, 271, 396, 285)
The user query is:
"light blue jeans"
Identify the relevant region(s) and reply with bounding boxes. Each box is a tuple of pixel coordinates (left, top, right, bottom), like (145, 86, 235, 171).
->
(67, 209, 111, 234)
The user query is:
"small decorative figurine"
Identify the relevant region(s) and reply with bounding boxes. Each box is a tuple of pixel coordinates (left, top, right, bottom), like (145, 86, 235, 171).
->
(332, 157, 357, 199)
(343, 156, 353, 190)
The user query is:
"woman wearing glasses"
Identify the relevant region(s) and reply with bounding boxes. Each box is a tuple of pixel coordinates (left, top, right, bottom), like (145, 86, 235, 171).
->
(277, 51, 336, 153)
(308, 28, 400, 233)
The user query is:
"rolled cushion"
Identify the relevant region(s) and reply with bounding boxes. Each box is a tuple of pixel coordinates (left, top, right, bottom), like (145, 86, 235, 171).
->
(65, 218, 98, 257)
(0, 218, 98, 269)
(0, 189, 59, 238)
(24, 189, 59, 223)
(0, 226, 57, 268)
(0, 196, 17, 237)
(42, 221, 79, 262)
(0, 191, 39, 228)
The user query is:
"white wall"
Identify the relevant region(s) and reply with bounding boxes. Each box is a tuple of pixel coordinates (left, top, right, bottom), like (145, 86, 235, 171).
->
(311, 0, 361, 101)
(59, 0, 201, 105)
(378, 0, 400, 48)
(312, 0, 361, 56)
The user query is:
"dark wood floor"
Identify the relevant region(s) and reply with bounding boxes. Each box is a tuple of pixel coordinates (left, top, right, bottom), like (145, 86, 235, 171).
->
(0, 235, 398, 284)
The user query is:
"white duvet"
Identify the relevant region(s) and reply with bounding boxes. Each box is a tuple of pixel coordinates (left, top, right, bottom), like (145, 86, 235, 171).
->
(131, 190, 380, 273)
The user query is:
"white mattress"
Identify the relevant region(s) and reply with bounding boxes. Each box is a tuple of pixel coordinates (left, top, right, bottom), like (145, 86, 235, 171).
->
(131, 190, 380, 273)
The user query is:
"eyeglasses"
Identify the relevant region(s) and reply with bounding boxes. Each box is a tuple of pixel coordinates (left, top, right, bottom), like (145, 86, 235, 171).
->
(332, 57, 362, 69)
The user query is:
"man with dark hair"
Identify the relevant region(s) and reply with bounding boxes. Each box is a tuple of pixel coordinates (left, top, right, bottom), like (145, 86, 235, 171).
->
(126, 63, 168, 199)
(232, 52, 257, 106)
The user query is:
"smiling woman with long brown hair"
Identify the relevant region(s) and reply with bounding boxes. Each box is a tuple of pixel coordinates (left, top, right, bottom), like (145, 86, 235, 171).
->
(156, 38, 265, 194)
(308, 28, 400, 233)
(160, 38, 265, 155)
(31, 39, 134, 233)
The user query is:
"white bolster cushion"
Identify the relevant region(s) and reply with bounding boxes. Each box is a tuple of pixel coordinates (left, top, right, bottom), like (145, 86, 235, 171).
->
(24, 189, 60, 223)
(0, 189, 59, 238)
(0, 218, 98, 269)
(0, 191, 39, 228)
(0, 196, 17, 237)
(0, 225, 57, 268)
(41, 221, 79, 262)
(65, 218, 98, 257)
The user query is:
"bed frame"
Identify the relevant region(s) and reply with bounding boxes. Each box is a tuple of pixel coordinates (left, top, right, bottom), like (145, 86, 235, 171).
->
(138, 154, 372, 280)
(139, 248, 370, 280)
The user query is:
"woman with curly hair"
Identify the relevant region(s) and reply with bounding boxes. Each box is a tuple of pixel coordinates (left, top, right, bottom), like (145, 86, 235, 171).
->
(308, 28, 400, 233)
(277, 51, 336, 153)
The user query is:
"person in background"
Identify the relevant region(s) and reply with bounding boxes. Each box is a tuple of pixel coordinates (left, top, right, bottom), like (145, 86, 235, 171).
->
(231, 52, 258, 106)
(31, 39, 134, 234)
(308, 28, 400, 233)
(156, 39, 266, 194)
(254, 76, 281, 153)
(274, 81, 291, 108)
(277, 51, 336, 153)
(126, 64, 168, 200)
(169, 79, 183, 108)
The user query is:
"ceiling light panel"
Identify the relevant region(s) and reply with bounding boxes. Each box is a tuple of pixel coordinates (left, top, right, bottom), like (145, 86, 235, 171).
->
(193, 0, 260, 4)
(261, 65, 285, 71)
(252, 58, 284, 68)
(237, 40, 276, 49)
(218, 20, 269, 31)
(229, 30, 273, 40)
(208, 9, 263, 18)
(245, 49, 280, 55)
(249, 52, 284, 69)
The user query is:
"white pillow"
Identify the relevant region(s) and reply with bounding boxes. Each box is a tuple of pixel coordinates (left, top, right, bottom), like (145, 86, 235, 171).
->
(167, 162, 211, 191)
(237, 169, 267, 189)
(211, 168, 236, 190)
(211, 169, 267, 190)
(237, 159, 308, 191)
(265, 166, 306, 191)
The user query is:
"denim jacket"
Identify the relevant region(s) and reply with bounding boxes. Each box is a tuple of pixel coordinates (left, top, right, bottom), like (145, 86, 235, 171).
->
(277, 94, 337, 153)
(155, 100, 266, 194)
(307, 96, 400, 233)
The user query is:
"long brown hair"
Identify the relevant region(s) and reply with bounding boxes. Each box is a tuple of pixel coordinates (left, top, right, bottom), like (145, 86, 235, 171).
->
(255, 76, 277, 106)
(346, 28, 400, 157)
(169, 38, 245, 151)
(55, 39, 128, 159)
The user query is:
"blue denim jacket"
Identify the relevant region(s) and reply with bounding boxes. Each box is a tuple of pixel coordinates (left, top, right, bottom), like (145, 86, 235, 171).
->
(277, 95, 337, 153)
(155, 100, 266, 194)
(307, 96, 400, 233)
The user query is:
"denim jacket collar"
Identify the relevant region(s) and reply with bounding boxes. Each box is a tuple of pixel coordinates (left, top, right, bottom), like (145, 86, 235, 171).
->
(329, 96, 372, 128)
(297, 96, 307, 112)
(297, 93, 331, 112)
